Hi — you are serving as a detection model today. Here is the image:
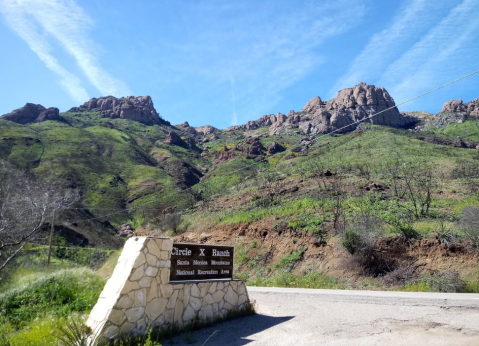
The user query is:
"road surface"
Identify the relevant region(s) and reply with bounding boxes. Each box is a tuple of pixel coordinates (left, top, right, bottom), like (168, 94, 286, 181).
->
(168, 286, 479, 346)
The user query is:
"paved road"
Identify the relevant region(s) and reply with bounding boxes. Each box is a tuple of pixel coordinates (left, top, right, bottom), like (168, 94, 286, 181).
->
(168, 287, 479, 346)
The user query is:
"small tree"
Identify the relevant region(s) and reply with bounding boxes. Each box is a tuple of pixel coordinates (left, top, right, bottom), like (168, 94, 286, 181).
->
(0, 161, 78, 272)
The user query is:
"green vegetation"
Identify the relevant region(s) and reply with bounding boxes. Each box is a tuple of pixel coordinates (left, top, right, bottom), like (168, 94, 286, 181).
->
(431, 120, 479, 141)
(0, 268, 105, 328)
(401, 270, 479, 293)
(277, 248, 305, 268)
(247, 271, 342, 289)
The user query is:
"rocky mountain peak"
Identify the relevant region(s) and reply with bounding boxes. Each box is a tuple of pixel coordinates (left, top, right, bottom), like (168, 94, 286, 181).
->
(69, 95, 169, 126)
(232, 83, 416, 135)
(1, 103, 60, 124)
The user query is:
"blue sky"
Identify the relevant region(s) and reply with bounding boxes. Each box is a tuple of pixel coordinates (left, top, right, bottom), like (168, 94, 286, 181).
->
(0, 0, 478, 129)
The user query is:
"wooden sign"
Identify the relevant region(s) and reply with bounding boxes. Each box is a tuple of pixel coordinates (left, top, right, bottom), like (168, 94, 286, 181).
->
(169, 242, 234, 282)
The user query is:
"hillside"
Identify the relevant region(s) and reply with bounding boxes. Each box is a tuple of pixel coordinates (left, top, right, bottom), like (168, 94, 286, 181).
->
(0, 83, 479, 290)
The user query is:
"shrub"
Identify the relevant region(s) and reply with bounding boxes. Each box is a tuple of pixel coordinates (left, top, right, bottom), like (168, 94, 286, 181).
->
(341, 230, 361, 255)
(343, 213, 384, 257)
(403, 270, 465, 293)
(382, 261, 424, 286)
(158, 213, 183, 234)
(341, 212, 393, 276)
(459, 206, 479, 247)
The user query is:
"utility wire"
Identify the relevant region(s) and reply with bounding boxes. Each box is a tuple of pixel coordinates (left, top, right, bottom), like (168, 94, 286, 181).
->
(67, 69, 479, 224)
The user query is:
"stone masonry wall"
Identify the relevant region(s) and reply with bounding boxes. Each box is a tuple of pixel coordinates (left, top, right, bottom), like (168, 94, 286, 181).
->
(86, 237, 249, 341)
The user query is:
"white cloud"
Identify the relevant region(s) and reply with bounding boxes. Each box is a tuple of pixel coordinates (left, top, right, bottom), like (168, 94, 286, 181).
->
(0, 1, 88, 102)
(0, 0, 130, 101)
(331, 0, 479, 108)
(161, 0, 366, 124)
(378, 0, 479, 105)
(229, 0, 366, 121)
(329, 0, 445, 98)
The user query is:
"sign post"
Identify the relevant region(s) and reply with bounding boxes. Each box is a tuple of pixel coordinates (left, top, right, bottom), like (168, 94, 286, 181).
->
(170, 242, 234, 282)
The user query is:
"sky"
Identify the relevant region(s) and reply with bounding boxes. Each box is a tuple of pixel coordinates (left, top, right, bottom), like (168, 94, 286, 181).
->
(0, 0, 478, 129)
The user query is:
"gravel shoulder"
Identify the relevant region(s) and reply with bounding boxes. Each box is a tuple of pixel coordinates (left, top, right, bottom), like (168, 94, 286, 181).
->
(167, 287, 479, 346)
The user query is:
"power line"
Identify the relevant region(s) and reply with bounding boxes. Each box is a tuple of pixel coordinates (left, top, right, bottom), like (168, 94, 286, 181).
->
(67, 69, 479, 224)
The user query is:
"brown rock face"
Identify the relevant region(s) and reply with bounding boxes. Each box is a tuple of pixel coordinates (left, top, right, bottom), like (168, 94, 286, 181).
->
(164, 132, 184, 146)
(227, 83, 416, 135)
(441, 99, 467, 113)
(440, 99, 479, 117)
(241, 138, 266, 155)
(269, 83, 416, 135)
(1, 103, 60, 124)
(69, 95, 167, 126)
(267, 141, 285, 155)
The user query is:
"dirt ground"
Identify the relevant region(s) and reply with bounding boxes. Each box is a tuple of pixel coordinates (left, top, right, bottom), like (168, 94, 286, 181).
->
(174, 217, 479, 288)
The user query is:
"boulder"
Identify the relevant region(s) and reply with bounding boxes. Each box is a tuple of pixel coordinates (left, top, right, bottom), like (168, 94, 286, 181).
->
(195, 125, 216, 135)
(440, 99, 467, 113)
(164, 132, 184, 146)
(240, 138, 265, 155)
(215, 151, 236, 164)
(467, 99, 479, 117)
(267, 141, 285, 155)
(1, 103, 60, 124)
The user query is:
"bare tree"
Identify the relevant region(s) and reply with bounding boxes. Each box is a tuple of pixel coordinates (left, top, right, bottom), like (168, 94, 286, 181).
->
(384, 155, 408, 198)
(329, 179, 347, 232)
(403, 163, 434, 218)
(357, 162, 372, 181)
(0, 161, 78, 272)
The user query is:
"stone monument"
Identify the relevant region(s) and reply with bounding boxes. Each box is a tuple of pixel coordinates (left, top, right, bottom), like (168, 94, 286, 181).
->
(86, 237, 249, 341)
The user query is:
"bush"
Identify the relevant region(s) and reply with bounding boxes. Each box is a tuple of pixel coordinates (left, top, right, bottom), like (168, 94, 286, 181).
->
(158, 213, 183, 234)
(403, 270, 465, 293)
(343, 213, 384, 256)
(341, 230, 361, 255)
(341, 212, 393, 276)
(459, 206, 479, 247)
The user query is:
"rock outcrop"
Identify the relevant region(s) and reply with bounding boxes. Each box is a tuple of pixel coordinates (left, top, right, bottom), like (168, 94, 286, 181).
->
(69, 96, 168, 126)
(269, 83, 416, 135)
(195, 125, 216, 135)
(239, 138, 266, 155)
(225, 83, 416, 135)
(440, 99, 479, 116)
(424, 99, 479, 130)
(1, 103, 60, 124)
(164, 132, 184, 146)
(267, 141, 285, 155)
